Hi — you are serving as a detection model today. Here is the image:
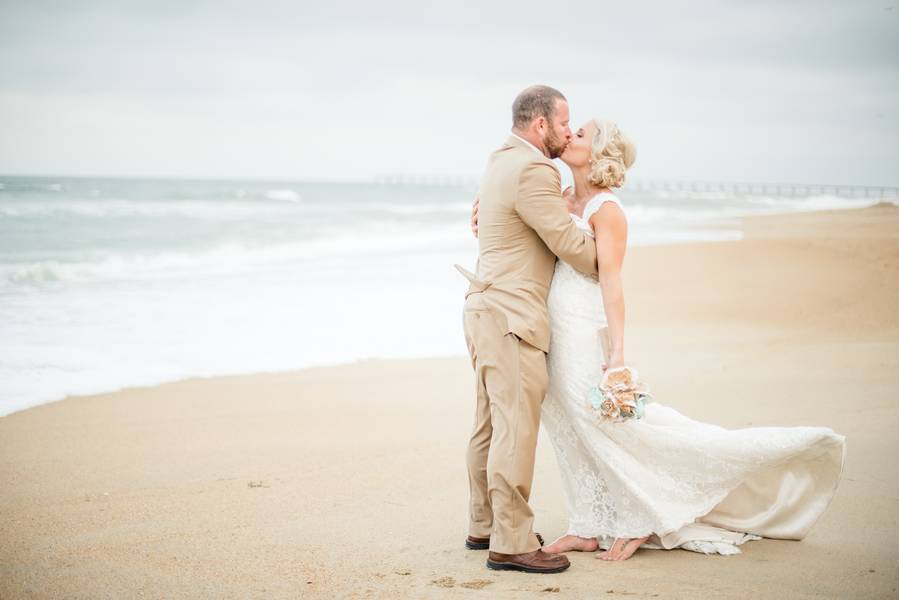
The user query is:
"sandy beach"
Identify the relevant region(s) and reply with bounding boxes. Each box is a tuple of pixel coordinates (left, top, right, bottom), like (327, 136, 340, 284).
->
(2, 204, 897, 599)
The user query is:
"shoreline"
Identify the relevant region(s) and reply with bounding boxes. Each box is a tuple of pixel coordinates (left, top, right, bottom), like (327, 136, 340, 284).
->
(0, 356, 463, 418)
(2, 204, 898, 599)
(3, 201, 895, 419)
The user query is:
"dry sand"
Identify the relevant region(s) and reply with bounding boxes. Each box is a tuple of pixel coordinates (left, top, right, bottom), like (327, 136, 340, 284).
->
(2, 204, 898, 599)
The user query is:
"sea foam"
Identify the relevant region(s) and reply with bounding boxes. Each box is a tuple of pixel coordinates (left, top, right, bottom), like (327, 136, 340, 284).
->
(0, 175, 889, 416)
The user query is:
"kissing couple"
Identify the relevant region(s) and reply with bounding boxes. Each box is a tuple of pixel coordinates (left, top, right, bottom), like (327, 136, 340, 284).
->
(456, 85, 846, 573)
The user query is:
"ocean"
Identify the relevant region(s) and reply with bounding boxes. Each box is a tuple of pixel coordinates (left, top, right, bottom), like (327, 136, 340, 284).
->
(0, 175, 887, 416)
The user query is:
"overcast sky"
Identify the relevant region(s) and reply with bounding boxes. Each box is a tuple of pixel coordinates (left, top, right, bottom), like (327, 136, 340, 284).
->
(1, 0, 897, 185)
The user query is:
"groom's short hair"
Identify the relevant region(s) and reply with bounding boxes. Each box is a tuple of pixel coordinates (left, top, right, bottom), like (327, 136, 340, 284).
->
(512, 85, 566, 129)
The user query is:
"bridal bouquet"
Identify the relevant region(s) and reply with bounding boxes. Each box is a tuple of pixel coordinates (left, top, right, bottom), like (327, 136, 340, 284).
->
(587, 366, 652, 422)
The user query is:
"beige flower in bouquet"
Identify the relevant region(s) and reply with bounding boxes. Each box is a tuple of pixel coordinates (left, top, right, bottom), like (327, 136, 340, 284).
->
(588, 366, 651, 422)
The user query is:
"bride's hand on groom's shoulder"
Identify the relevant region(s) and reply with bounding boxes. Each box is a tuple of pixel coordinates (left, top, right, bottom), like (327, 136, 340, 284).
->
(470, 196, 480, 238)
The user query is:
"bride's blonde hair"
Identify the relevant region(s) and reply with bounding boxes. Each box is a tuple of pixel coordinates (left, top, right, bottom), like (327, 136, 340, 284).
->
(588, 120, 636, 189)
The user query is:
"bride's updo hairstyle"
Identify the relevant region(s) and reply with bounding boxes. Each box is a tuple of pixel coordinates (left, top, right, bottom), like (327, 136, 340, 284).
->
(587, 120, 636, 189)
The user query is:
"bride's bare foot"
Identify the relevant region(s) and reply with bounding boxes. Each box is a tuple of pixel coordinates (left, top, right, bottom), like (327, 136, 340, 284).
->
(543, 535, 598, 554)
(596, 536, 649, 561)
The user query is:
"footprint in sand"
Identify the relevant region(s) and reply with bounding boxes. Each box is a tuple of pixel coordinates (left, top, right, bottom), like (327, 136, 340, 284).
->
(431, 576, 455, 588)
(460, 579, 493, 590)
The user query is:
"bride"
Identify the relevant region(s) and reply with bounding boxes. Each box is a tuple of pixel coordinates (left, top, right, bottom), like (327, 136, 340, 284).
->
(470, 119, 846, 561)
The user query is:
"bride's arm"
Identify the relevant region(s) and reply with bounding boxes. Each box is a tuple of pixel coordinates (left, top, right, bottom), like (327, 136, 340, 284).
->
(589, 203, 628, 369)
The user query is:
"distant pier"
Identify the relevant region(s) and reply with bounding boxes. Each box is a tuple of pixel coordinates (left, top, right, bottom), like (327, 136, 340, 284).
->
(628, 180, 899, 200)
(373, 174, 899, 200)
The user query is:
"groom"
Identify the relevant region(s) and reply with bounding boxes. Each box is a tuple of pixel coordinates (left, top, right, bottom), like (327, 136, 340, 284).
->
(456, 85, 599, 573)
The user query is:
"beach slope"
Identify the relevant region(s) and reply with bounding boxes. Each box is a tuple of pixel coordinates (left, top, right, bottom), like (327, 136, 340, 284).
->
(2, 204, 897, 599)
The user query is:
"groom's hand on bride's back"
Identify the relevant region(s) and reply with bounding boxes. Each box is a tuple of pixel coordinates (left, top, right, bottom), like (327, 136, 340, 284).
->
(471, 196, 480, 238)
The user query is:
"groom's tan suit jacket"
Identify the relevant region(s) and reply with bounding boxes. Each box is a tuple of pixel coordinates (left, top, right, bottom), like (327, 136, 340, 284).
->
(459, 134, 598, 555)
(458, 135, 598, 351)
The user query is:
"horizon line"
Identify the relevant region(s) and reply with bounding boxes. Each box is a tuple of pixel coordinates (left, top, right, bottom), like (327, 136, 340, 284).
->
(1, 172, 898, 191)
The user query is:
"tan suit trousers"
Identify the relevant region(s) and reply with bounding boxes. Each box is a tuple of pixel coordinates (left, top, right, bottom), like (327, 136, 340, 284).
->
(462, 292, 547, 555)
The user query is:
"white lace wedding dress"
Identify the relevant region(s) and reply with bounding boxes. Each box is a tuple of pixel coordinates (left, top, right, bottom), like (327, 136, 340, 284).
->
(541, 192, 846, 555)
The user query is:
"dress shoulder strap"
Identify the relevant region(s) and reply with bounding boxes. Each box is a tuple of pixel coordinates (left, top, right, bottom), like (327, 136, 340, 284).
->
(581, 192, 623, 224)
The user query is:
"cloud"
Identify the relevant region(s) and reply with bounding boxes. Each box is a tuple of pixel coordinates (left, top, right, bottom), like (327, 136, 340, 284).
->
(1, 0, 897, 183)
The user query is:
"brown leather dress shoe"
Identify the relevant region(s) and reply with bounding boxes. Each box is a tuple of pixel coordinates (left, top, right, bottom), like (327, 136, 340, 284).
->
(465, 535, 491, 550)
(466, 532, 545, 550)
(486, 549, 570, 573)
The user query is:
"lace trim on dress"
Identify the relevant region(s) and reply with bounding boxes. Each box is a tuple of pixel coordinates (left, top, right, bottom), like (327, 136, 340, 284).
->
(570, 192, 623, 236)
